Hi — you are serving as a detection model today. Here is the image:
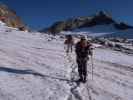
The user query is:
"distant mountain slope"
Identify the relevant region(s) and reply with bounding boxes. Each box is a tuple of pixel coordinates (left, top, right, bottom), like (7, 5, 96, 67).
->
(101, 29, 133, 39)
(40, 11, 133, 35)
(0, 3, 28, 30)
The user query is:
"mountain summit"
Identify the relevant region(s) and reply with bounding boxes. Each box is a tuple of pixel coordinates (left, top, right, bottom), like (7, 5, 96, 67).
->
(40, 11, 133, 34)
(0, 3, 28, 30)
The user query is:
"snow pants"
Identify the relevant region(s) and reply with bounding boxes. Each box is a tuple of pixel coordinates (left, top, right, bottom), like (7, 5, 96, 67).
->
(66, 44, 73, 53)
(76, 58, 87, 81)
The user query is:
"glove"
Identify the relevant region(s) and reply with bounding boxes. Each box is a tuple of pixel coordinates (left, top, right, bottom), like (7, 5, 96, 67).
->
(89, 50, 93, 56)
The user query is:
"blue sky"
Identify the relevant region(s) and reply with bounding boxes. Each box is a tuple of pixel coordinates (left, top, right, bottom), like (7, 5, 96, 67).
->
(1, 0, 133, 30)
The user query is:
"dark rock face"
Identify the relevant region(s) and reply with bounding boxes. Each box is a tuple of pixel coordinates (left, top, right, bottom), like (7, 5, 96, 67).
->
(114, 22, 133, 30)
(0, 3, 28, 30)
(41, 11, 133, 34)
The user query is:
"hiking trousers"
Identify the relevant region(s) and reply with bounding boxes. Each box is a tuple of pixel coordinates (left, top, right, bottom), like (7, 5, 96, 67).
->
(76, 58, 88, 81)
(66, 44, 73, 53)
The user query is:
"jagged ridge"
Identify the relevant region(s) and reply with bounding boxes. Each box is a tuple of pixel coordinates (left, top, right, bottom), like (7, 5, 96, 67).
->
(40, 11, 133, 34)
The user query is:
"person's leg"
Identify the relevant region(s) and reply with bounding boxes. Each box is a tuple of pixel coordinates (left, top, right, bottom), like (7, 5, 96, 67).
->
(82, 60, 87, 83)
(77, 59, 83, 81)
(68, 44, 72, 53)
(70, 44, 73, 52)
(66, 44, 69, 53)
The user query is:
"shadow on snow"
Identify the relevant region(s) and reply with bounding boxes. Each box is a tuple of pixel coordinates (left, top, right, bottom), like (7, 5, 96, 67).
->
(0, 66, 77, 82)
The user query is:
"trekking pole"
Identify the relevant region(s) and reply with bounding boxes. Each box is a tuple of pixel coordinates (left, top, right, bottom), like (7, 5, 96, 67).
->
(91, 55, 94, 80)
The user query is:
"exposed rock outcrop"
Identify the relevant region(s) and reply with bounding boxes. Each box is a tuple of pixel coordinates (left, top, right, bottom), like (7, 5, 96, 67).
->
(0, 3, 28, 31)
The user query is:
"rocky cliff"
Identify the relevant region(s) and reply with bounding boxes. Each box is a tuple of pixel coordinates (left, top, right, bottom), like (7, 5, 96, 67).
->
(0, 3, 28, 31)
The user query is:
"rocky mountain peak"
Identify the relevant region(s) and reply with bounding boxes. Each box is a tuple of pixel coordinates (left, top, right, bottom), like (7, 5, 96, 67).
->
(40, 11, 118, 34)
(0, 3, 28, 31)
(40, 10, 133, 34)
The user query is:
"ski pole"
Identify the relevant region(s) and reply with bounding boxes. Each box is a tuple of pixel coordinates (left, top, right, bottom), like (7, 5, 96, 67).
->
(91, 55, 94, 80)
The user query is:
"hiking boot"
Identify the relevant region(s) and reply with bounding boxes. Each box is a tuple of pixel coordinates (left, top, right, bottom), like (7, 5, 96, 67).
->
(82, 79, 87, 83)
(78, 78, 83, 82)
(82, 77, 87, 83)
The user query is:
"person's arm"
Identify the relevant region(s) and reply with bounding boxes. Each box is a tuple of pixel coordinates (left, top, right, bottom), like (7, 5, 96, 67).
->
(75, 43, 80, 57)
(75, 43, 78, 53)
(64, 40, 67, 44)
(88, 44, 93, 56)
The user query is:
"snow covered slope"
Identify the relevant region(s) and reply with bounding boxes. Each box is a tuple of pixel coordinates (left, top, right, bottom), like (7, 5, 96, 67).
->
(0, 21, 133, 100)
(60, 24, 133, 39)
(60, 24, 116, 37)
(101, 29, 133, 39)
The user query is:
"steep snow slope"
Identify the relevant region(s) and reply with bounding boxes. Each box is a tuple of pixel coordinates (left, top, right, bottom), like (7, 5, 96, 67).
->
(0, 21, 133, 100)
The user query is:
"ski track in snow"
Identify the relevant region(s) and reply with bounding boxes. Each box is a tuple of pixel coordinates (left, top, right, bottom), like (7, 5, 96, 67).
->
(0, 22, 133, 100)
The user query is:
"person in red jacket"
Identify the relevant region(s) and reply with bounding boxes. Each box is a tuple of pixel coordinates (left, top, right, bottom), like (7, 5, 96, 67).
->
(64, 35, 74, 54)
